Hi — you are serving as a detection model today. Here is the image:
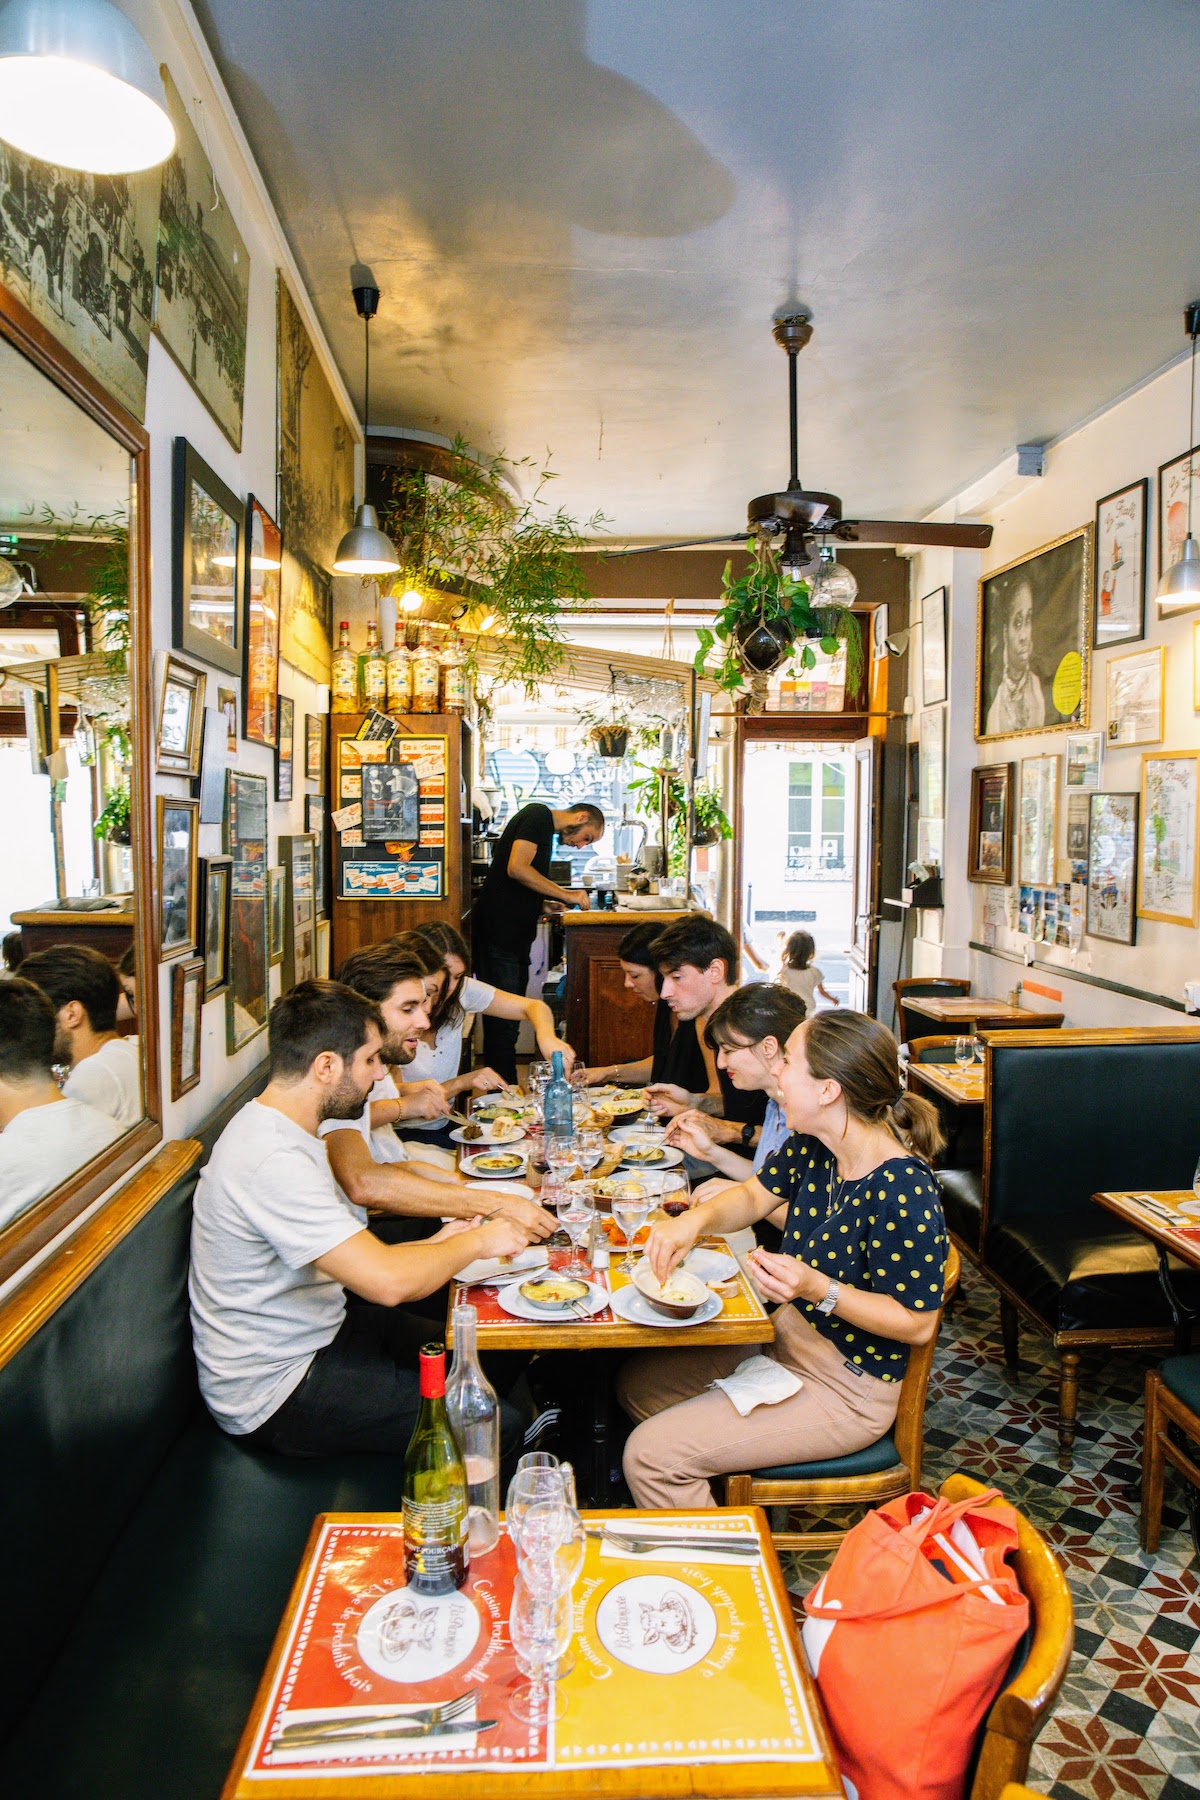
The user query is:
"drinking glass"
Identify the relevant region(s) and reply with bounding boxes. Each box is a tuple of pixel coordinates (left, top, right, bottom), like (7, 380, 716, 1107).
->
(1192, 1153, 1200, 1204)
(611, 1193, 651, 1273)
(574, 1128, 605, 1175)
(528, 1060, 552, 1098)
(659, 1169, 691, 1218)
(557, 1184, 596, 1276)
(504, 1454, 560, 1533)
(954, 1036, 973, 1071)
(546, 1139, 577, 1183)
(973, 1036, 986, 1066)
(509, 1576, 573, 1723)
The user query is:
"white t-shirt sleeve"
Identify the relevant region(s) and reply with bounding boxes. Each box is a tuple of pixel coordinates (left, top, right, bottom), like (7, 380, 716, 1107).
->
(460, 976, 496, 1013)
(238, 1143, 365, 1270)
(63, 1054, 120, 1117)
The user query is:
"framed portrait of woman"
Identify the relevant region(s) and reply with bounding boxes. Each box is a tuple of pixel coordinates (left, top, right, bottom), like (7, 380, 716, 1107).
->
(976, 526, 1092, 742)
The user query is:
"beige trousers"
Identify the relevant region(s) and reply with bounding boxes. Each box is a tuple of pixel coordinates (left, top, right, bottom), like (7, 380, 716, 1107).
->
(618, 1304, 900, 1510)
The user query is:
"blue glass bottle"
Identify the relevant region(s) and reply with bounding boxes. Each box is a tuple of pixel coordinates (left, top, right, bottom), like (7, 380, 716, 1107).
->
(542, 1049, 575, 1145)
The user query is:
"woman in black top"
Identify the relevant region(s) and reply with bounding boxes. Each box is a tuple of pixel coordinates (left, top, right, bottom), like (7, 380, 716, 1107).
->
(584, 922, 708, 1093)
(618, 1010, 949, 1509)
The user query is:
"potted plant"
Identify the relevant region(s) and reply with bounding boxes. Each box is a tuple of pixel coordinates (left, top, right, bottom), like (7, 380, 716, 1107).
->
(690, 781, 733, 847)
(694, 537, 864, 699)
(578, 700, 636, 759)
(94, 779, 131, 847)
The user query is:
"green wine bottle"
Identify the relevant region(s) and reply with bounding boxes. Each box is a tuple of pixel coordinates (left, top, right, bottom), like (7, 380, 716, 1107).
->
(403, 1344, 470, 1594)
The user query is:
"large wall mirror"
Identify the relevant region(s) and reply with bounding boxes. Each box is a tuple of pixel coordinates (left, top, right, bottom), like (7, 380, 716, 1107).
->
(0, 282, 160, 1283)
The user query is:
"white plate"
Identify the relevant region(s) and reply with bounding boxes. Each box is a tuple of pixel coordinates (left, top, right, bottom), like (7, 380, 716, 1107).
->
(609, 1122, 666, 1144)
(459, 1149, 530, 1179)
(454, 1247, 549, 1285)
(449, 1124, 528, 1147)
(1178, 1198, 1200, 1217)
(496, 1279, 610, 1322)
(683, 1246, 739, 1283)
(618, 1144, 684, 1170)
(609, 1284, 723, 1329)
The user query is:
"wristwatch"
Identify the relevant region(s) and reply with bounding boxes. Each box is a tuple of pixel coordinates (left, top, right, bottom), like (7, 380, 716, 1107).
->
(815, 1278, 840, 1316)
(740, 1121, 757, 1150)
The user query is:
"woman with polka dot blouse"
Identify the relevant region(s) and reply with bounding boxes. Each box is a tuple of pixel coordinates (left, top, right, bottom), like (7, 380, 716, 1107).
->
(618, 1010, 949, 1509)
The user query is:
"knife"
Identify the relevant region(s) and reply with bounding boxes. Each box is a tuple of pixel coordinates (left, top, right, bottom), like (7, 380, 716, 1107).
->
(590, 1529, 760, 1556)
(275, 1718, 497, 1750)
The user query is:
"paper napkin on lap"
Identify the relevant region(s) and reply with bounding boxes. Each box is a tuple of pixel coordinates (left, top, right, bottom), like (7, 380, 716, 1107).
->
(712, 1353, 803, 1416)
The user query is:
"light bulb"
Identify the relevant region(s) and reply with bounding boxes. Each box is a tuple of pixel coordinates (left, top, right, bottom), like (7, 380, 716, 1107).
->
(399, 587, 424, 612)
(811, 546, 858, 609)
(478, 611, 497, 633)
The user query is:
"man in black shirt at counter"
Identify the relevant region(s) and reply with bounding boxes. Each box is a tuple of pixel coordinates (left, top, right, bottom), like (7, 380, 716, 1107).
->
(474, 799, 605, 1082)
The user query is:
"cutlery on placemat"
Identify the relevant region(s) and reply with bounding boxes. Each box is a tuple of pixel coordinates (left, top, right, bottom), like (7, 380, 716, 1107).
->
(592, 1526, 760, 1558)
(277, 1692, 477, 1743)
(276, 1718, 497, 1751)
(1132, 1193, 1182, 1223)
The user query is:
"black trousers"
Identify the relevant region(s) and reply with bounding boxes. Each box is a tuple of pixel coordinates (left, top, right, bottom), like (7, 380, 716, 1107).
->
(474, 938, 531, 1085)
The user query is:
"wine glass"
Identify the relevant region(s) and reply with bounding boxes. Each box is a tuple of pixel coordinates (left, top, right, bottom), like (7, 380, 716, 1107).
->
(955, 1036, 973, 1071)
(659, 1169, 691, 1218)
(509, 1575, 573, 1723)
(504, 1456, 562, 1537)
(557, 1184, 596, 1277)
(528, 1060, 552, 1099)
(574, 1128, 605, 1176)
(973, 1036, 986, 1067)
(546, 1138, 578, 1184)
(611, 1191, 651, 1274)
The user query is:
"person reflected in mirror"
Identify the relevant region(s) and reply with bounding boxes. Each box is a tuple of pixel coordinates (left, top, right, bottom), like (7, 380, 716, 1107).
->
(642, 918, 765, 1132)
(116, 943, 137, 1023)
(20, 944, 141, 1126)
(985, 578, 1045, 735)
(2, 930, 25, 974)
(583, 921, 708, 1093)
(0, 978, 121, 1230)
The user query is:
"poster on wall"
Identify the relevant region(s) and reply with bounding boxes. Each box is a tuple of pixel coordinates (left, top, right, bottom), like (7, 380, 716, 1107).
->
(918, 707, 944, 821)
(1092, 479, 1147, 647)
(342, 859, 442, 899)
(976, 527, 1090, 742)
(1138, 751, 1199, 926)
(920, 587, 947, 705)
(1085, 791, 1138, 945)
(153, 70, 250, 450)
(276, 275, 356, 684)
(1158, 444, 1200, 584)
(0, 144, 159, 416)
(1018, 755, 1059, 887)
(1065, 731, 1102, 789)
(1106, 646, 1164, 747)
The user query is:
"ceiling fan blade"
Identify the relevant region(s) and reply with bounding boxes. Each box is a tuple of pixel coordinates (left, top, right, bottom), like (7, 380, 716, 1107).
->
(834, 519, 993, 549)
(595, 533, 751, 559)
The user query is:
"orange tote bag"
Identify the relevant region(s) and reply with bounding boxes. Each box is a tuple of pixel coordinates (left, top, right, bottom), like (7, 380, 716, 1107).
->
(801, 1488, 1030, 1800)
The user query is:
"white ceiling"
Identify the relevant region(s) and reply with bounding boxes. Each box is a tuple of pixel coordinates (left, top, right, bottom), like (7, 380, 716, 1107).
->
(194, 0, 1200, 540)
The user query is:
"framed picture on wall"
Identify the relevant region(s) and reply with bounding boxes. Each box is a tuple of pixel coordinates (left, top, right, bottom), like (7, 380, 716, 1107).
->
(967, 763, 1014, 884)
(305, 792, 328, 918)
(1093, 478, 1147, 647)
(1106, 645, 1164, 747)
(1086, 791, 1138, 944)
(224, 769, 269, 1052)
(279, 833, 317, 992)
(155, 651, 206, 777)
(315, 917, 331, 979)
(276, 694, 294, 801)
(1018, 754, 1059, 887)
(197, 854, 231, 1000)
(976, 526, 1091, 741)
(170, 956, 205, 1100)
(268, 866, 286, 967)
(1138, 750, 1200, 927)
(918, 707, 944, 820)
(920, 586, 947, 705)
(1065, 731, 1103, 790)
(1193, 621, 1200, 710)
(172, 439, 243, 676)
(1158, 443, 1200, 589)
(242, 495, 281, 748)
(305, 712, 326, 787)
(156, 795, 199, 961)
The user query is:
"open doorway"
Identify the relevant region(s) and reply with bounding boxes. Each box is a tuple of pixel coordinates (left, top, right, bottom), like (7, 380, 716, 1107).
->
(741, 739, 857, 1005)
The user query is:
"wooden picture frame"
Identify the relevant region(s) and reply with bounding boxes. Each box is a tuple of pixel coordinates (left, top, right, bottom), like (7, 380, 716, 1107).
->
(156, 794, 199, 961)
(279, 833, 317, 992)
(155, 650, 206, 777)
(224, 769, 269, 1053)
(1194, 620, 1200, 711)
(172, 438, 244, 676)
(920, 586, 947, 705)
(968, 763, 1014, 884)
(1018, 754, 1059, 888)
(315, 916, 331, 979)
(305, 712, 326, 787)
(170, 956, 204, 1099)
(1106, 645, 1165, 748)
(305, 792, 328, 918)
(276, 693, 294, 802)
(1086, 791, 1139, 944)
(197, 854, 232, 999)
(1158, 442, 1200, 598)
(268, 865, 286, 967)
(242, 494, 282, 748)
(1138, 750, 1200, 927)
(976, 525, 1091, 742)
(1093, 477, 1147, 647)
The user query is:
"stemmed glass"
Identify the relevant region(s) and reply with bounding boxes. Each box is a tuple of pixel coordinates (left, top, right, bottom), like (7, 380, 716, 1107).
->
(659, 1169, 691, 1218)
(955, 1036, 973, 1071)
(973, 1036, 986, 1067)
(504, 1454, 562, 1540)
(611, 1190, 651, 1274)
(510, 1462, 584, 1689)
(556, 1183, 596, 1277)
(546, 1138, 578, 1184)
(574, 1128, 605, 1176)
(509, 1577, 573, 1723)
(528, 1061, 552, 1100)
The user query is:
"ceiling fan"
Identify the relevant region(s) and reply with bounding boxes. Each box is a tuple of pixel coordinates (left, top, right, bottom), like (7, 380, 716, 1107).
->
(601, 314, 993, 576)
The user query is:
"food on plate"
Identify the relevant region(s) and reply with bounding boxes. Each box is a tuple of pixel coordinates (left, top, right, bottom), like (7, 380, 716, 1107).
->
(460, 1123, 483, 1140)
(621, 1144, 666, 1165)
(470, 1152, 524, 1174)
(519, 1275, 590, 1311)
(595, 1090, 645, 1116)
(632, 1263, 711, 1319)
(595, 1176, 648, 1201)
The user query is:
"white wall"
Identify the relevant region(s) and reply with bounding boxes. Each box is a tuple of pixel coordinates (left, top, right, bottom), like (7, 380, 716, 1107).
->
(916, 349, 1200, 1023)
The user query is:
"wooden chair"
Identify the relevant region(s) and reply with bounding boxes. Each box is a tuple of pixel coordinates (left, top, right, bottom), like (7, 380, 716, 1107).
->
(725, 1246, 960, 1549)
(942, 1475, 1074, 1800)
(1139, 1352, 1200, 1550)
(907, 1034, 967, 1064)
(893, 977, 971, 1044)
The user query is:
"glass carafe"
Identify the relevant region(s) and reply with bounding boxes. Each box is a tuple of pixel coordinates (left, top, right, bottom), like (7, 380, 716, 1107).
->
(445, 1301, 500, 1553)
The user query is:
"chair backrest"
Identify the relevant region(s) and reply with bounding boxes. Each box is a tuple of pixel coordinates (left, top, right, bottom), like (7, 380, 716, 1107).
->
(937, 1474, 1073, 1800)
(984, 1028, 1200, 1237)
(893, 978, 972, 1042)
(908, 1035, 964, 1064)
(893, 1244, 960, 1487)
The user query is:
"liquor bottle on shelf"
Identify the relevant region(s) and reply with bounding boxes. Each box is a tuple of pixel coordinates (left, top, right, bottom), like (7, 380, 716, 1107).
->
(543, 1049, 575, 1146)
(440, 631, 466, 714)
(331, 620, 357, 712)
(412, 624, 440, 714)
(403, 1345, 470, 1594)
(445, 1301, 499, 1554)
(360, 618, 386, 710)
(386, 636, 412, 715)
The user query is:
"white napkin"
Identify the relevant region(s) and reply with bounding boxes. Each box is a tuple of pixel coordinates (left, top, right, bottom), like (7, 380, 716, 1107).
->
(712, 1353, 803, 1416)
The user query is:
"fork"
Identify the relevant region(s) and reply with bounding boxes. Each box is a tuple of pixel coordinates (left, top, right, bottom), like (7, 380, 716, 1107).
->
(276, 1692, 477, 1745)
(595, 1526, 760, 1558)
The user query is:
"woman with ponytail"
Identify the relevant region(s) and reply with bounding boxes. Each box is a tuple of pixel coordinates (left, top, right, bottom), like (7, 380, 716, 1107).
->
(618, 1010, 949, 1509)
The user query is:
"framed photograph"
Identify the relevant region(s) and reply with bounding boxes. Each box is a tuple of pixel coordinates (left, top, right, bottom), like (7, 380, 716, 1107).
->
(156, 795, 199, 961)
(268, 866, 286, 967)
(920, 586, 947, 705)
(217, 687, 238, 752)
(276, 694, 295, 802)
(1018, 754, 1059, 887)
(1158, 443, 1200, 590)
(172, 439, 243, 676)
(305, 793, 328, 918)
(1106, 645, 1165, 747)
(169, 957, 205, 1100)
(1065, 731, 1103, 790)
(976, 526, 1091, 741)
(224, 770, 269, 1052)
(1093, 478, 1147, 647)
(279, 833, 317, 991)
(197, 854, 231, 1000)
(198, 706, 228, 825)
(315, 917, 331, 978)
(1066, 791, 1091, 881)
(243, 495, 282, 748)
(305, 712, 326, 787)
(155, 651, 206, 777)
(967, 763, 1014, 884)
(1086, 791, 1139, 944)
(1138, 751, 1200, 926)
(361, 760, 420, 839)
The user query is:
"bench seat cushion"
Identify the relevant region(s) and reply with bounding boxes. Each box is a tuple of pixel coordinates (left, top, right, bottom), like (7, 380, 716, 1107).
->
(985, 1221, 1200, 1333)
(749, 1433, 901, 1482)
(0, 1412, 406, 1800)
(1162, 1352, 1200, 1415)
(938, 1168, 983, 1252)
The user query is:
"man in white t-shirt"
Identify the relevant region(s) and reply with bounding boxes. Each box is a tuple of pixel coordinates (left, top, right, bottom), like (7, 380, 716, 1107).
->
(189, 978, 531, 1457)
(0, 977, 122, 1230)
(20, 943, 141, 1126)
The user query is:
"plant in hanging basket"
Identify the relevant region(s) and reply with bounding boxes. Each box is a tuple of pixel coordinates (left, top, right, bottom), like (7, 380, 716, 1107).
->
(694, 537, 863, 699)
(578, 700, 637, 759)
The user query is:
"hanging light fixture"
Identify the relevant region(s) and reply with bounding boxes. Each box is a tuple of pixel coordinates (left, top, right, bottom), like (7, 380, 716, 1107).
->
(0, 0, 175, 173)
(810, 542, 858, 609)
(1157, 301, 1200, 616)
(333, 265, 400, 577)
(399, 587, 423, 612)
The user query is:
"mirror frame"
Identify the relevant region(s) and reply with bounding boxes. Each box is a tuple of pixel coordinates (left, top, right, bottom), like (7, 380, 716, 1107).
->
(0, 277, 163, 1285)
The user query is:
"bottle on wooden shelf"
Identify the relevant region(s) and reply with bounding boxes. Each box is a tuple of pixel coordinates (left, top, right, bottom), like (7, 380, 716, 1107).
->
(361, 618, 386, 710)
(412, 624, 441, 714)
(386, 636, 412, 715)
(331, 619, 357, 712)
(440, 631, 466, 714)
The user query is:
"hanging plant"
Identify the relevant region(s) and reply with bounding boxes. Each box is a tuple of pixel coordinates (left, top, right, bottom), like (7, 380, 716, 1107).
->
(693, 537, 864, 700)
(626, 767, 732, 871)
(94, 779, 131, 846)
(34, 504, 130, 675)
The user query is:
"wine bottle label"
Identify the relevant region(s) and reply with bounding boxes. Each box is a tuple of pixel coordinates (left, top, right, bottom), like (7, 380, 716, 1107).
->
(403, 1497, 469, 1594)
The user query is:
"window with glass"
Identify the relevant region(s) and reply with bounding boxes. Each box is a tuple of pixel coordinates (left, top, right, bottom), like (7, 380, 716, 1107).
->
(787, 759, 847, 873)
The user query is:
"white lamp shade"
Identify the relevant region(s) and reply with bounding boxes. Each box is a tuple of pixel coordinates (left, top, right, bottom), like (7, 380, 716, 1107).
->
(333, 503, 400, 576)
(0, 0, 175, 173)
(1156, 534, 1200, 615)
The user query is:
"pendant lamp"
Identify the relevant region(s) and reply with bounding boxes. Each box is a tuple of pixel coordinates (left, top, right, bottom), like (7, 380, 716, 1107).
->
(333, 266, 400, 578)
(1157, 301, 1200, 617)
(0, 0, 174, 173)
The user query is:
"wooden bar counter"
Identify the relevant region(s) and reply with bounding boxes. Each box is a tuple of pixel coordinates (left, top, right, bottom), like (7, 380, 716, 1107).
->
(560, 907, 691, 1065)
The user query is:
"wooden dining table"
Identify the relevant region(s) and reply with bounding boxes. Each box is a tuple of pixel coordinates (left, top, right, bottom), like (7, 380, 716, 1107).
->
(904, 1061, 985, 1108)
(220, 1507, 845, 1800)
(1091, 1189, 1200, 1353)
(900, 994, 1057, 1031)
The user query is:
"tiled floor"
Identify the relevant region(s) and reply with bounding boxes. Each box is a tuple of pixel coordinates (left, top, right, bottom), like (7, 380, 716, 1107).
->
(786, 1261, 1200, 1799)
